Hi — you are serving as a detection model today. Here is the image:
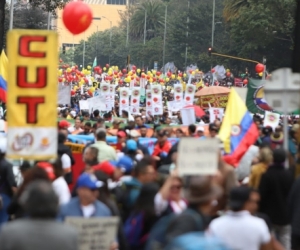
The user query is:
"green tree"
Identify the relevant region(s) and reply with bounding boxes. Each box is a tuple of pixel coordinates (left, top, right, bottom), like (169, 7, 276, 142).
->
(223, 0, 249, 21)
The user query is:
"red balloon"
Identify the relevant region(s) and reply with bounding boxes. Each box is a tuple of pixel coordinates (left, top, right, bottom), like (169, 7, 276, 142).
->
(62, 1, 92, 35)
(84, 78, 88, 83)
(131, 76, 134, 80)
(178, 72, 183, 77)
(255, 63, 265, 73)
(119, 72, 123, 77)
(59, 59, 63, 63)
(87, 90, 93, 96)
(146, 75, 150, 80)
(211, 69, 215, 73)
(119, 80, 123, 84)
(58, 77, 63, 82)
(106, 64, 110, 68)
(156, 71, 161, 76)
(132, 65, 136, 70)
(141, 74, 145, 79)
(243, 79, 249, 85)
(71, 90, 76, 96)
(136, 77, 140, 81)
(132, 70, 136, 74)
(226, 72, 231, 77)
(167, 72, 172, 77)
(122, 69, 127, 74)
(153, 77, 157, 82)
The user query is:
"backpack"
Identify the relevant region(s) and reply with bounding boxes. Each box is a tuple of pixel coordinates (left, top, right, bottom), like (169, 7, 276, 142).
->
(145, 209, 203, 250)
(164, 232, 230, 250)
(124, 212, 148, 248)
(111, 182, 140, 222)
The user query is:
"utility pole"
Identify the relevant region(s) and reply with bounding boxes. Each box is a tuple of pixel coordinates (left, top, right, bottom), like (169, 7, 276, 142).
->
(162, 4, 168, 74)
(184, 0, 190, 68)
(9, 0, 14, 30)
(211, 0, 215, 47)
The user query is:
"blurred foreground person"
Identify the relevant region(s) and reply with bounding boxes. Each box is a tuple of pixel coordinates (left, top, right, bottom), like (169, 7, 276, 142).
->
(209, 186, 272, 250)
(0, 180, 78, 250)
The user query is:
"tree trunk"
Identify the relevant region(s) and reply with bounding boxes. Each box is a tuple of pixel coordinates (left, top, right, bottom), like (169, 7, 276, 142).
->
(0, 0, 5, 51)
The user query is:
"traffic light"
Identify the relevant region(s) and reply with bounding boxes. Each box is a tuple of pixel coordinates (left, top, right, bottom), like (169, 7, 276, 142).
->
(208, 47, 212, 57)
(62, 45, 66, 54)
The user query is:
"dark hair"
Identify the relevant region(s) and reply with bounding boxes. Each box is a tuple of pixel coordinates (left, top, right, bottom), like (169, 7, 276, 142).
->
(139, 125, 147, 129)
(16, 167, 50, 198)
(135, 115, 142, 120)
(97, 118, 105, 124)
(21, 180, 58, 219)
(229, 186, 253, 212)
(58, 132, 66, 144)
(96, 129, 106, 140)
(85, 122, 92, 127)
(92, 123, 97, 129)
(20, 161, 31, 173)
(52, 158, 64, 178)
(86, 146, 99, 159)
(93, 109, 100, 117)
(122, 110, 129, 117)
(83, 112, 90, 117)
(134, 156, 154, 177)
(133, 183, 159, 218)
(188, 124, 196, 134)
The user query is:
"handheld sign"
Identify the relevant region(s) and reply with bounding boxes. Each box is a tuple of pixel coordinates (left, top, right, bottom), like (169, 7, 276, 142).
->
(65, 217, 119, 250)
(7, 30, 58, 160)
(178, 138, 219, 176)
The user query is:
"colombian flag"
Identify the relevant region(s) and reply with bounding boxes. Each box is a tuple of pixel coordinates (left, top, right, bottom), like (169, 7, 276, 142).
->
(219, 88, 259, 167)
(0, 50, 7, 103)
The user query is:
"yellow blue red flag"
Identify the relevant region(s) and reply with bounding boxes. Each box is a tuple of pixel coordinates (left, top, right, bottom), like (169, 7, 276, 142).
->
(0, 50, 7, 102)
(219, 88, 259, 166)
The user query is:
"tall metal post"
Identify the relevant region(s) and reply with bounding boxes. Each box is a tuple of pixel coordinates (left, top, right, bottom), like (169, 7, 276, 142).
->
(9, 0, 14, 30)
(144, 10, 147, 45)
(211, 0, 215, 47)
(162, 4, 167, 74)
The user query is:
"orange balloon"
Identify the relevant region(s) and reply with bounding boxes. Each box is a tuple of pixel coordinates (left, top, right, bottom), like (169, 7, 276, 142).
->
(63, 1, 93, 35)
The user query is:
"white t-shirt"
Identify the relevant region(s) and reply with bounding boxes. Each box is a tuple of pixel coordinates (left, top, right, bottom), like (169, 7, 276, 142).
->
(208, 211, 271, 250)
(61, 153, 71, 170)
(52, 176, 71, 205)
(81, 204, 96, 218)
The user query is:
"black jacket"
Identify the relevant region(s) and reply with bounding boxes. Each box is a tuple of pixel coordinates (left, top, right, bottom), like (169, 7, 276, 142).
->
(259, 164, 293, 225)
(288, 177, 300, 235)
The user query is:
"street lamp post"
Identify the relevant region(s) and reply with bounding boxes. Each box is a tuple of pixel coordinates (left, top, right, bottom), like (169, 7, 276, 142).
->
(102, 16, 112, 64)
(162, 4, 168, 74)
(184, 0, 190, 68)
(144, 10, 147, 45)
(83, 32, 86, 69)
(211, 0, 215, 47)
(9, 0, 14, 30)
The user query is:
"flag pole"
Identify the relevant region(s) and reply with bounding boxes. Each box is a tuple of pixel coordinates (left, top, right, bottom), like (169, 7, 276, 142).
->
(9, 0, 14, 30)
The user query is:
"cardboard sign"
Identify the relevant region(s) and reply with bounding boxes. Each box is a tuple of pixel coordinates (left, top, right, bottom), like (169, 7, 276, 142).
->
(58, 84, 71, 105)
(130, 87, 140, 114)
(65, 142, 85, 154)
(65, 217, 119, 250)
(181, 107, 196, 125)
(198, 94, 229, 108)
(209, 108, 224, 122)
(7, 30, 58, 160)
(87, 96, 106, 113)
(263, 111, 280, 131)
(178, 138, 219, 176)
(79, 100, 89, 110)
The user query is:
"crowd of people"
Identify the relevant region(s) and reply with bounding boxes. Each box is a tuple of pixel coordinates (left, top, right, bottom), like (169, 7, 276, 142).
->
(0, 106, 300, 250)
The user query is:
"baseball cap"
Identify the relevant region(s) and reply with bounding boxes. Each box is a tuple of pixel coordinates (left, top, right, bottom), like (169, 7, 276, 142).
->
(126, 139, 137, 151)
(116, 156, 134, 174)
(130, 130, 140, 138)
(93, 161, 115, 176)
(36, 162, 56, 180)
(76, 173, 104, 190)
(59, 120, 70, 129)
(70, 110, 76, 117)
(117, 131, 127, 138)
(197, 127, 204, 132)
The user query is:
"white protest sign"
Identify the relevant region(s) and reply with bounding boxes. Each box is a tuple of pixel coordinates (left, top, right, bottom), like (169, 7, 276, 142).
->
(178, 138, 219, 176)
(65, 217, 119, 250)
(209, 108, 224, 122)
(58, 84, 71, 105)
(263, 111, 280, 131)
(87, 96, 106, 113)
(181, 107, 196, 125)
(167, 101, 181, 112)
(79, 100, 89, 110)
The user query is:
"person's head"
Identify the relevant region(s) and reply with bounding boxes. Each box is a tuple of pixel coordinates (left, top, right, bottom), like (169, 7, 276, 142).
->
(188, 124, 196, 135)
(83, 146, 99, 166)
(76, 173, 103, 206)
(165, 117, 172, 125)
(185, 176, 222, 215)
(157, 130, 169, 144)
(262, 127, 272, 137)
(169, 177, 183, 201)
(126, 139, 137, 154)
(112, 120, 122, 129)
(196, 127, 205, 137)
(140, 126, 148, 137)
(272, 148, 286, 165)
(135, 116, 144, 127)
(117, 130, 127, 143)
(209, 123, 218, 138)
(129, 130, 140, 141)
(52, 158, 64, 179)
(115, 155, 135, 176)
(229, 186, 259, 213)
(175, 128, 184, 138)
(58, 132, 67, 144)
(74, 118, 81, 129)
(20, 180, 58, 219)
(19, 161, 31, 178)
(133, 183, 160, 217)
(83, 112, 90, 120)
(258, 147, 273, 165)
(134, 157, 156, 184)
(122, 110, 129, 118)
(97, 118, 105, 128)
(58, 120, 70, 130)
(96, 128, 106, 141)
(93, 109, 100, 118)
(84, 122, 92, 134)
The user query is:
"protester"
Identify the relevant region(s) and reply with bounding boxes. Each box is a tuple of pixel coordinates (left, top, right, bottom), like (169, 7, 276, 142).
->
(68, 118, 83, 134)
(152, 130, 172, 166)
(91, 128, 117, 163)
(259, 148, 294, 249)
(208, 186, 272, 250)
(0, 180, 78, 250)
